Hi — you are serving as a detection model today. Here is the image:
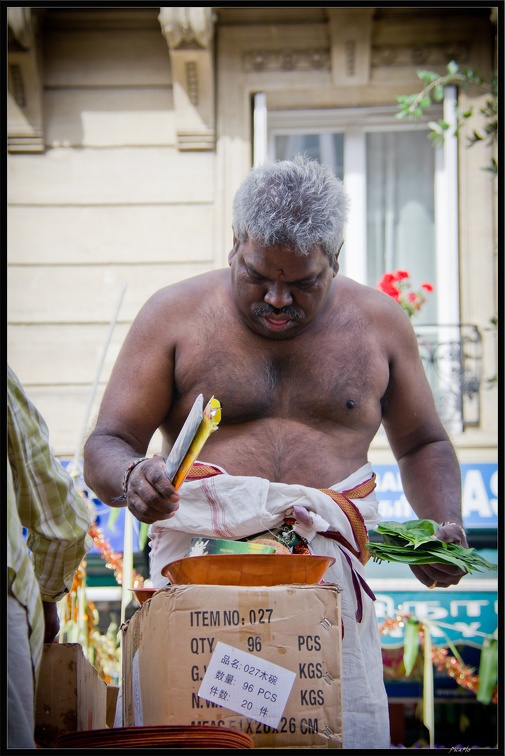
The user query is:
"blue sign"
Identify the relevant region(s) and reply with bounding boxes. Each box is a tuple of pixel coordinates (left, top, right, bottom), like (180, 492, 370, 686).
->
(374, 590, 498, 647)
(374, 463, 498, 528)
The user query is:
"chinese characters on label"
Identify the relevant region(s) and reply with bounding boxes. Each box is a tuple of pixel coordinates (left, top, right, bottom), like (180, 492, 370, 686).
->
(198, 641, 296, 729)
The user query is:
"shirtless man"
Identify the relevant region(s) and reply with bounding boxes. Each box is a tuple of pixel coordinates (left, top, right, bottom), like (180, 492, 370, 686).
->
(83, 155, 467, 748)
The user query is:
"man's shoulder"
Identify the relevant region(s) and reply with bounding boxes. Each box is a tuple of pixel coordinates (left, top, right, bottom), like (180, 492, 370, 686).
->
(337, 276, 407, 315)
(332, 276, 414, 339)
(147, 268, 229, 308)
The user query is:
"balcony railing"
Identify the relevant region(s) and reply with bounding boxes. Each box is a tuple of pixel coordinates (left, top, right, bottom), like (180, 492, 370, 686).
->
(415, 324, 483, 434)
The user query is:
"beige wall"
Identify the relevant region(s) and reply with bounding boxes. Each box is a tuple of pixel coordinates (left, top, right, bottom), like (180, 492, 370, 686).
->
(7, 8, 218, 455)
(7, 6, 498, 466)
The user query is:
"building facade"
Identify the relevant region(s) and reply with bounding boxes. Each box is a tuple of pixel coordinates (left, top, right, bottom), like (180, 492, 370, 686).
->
(7, 7, 498, 746)
(7, 6, 497, 466)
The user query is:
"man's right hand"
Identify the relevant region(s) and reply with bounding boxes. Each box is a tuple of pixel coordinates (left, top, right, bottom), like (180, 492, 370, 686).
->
(125, 457, 180, 524)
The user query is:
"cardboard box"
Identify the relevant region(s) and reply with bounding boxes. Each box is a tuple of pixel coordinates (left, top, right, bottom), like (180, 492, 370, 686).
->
(35, 642, 108, 747)
(106, 684, 120, 729)
(122, 584, 342, 748)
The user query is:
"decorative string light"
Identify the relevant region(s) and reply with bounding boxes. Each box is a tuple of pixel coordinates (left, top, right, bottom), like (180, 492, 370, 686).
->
(88, 521, 145, 588)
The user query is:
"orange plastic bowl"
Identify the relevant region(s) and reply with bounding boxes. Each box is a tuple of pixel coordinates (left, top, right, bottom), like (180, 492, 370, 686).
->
(161, 554, 335, 587)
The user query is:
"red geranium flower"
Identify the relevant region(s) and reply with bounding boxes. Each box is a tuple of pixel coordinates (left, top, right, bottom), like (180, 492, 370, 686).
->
(376, 270, 434, 318)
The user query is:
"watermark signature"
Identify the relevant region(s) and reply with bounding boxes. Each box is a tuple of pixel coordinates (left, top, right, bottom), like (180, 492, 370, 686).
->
(448, 748, 472, 754)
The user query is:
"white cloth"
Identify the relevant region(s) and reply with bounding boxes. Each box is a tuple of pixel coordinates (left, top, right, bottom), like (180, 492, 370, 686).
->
(149, 462, 390, 749)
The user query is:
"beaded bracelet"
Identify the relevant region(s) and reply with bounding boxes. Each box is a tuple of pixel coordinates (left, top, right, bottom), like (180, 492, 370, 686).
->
(123, 457, 149, 494)
(118, 457, 149, 499)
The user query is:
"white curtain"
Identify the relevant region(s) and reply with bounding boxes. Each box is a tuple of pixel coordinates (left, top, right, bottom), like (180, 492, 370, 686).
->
(366, 130, 438, 324)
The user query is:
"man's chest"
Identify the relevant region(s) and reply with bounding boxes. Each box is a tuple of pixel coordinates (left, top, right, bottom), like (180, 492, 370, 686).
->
(173, 327, 389, 426)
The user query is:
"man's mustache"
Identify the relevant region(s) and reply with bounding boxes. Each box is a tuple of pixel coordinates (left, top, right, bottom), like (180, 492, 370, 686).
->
(251, 304, 302, 319)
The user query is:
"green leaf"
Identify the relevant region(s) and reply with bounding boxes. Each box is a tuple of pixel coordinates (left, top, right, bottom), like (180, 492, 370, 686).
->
(419, 94, 431, 110)
(417, 69, 440, 84)
(484, 159, 498, 175)
(376, 519, 439, 547)
(366, 519, 497, 573)
(107, 507, 120, 528)
(470, 130, 484, 142)
(428, 132, 445, 147)
(403, 618, 420, 676)
(428, 121, 444, 134)
(397, 93, 418, 107)
(447, 60, 459, 75)
(433, 84, 445, 102)
(138, 521, 149, 551)
(476, 636, 498, 704)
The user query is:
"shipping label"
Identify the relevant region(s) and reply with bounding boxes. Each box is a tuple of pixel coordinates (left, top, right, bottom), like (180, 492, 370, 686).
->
(198, 641, 296, 729)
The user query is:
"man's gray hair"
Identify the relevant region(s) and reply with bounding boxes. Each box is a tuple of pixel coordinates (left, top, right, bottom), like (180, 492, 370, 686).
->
(232, 155, 350, 264)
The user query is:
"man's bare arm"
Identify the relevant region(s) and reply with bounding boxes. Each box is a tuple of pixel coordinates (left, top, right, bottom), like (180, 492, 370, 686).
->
(381, 309, 468, 587)
(83, 291, 180, 521)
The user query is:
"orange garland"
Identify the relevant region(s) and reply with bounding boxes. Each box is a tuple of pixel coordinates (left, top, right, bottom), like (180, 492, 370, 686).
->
(88, 521, 145, 588)
(378, 612, 498, 703)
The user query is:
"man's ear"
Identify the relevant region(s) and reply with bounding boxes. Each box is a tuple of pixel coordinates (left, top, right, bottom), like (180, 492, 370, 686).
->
(332, 242, 343, 275)
(228, 233, 239, 265)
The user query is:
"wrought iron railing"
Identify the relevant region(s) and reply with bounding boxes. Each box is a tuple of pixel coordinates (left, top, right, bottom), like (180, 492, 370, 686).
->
(415, 324, 483, 434)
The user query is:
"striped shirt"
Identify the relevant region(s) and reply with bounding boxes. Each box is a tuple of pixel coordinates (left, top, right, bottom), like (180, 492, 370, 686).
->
(7, 365, 92, 681)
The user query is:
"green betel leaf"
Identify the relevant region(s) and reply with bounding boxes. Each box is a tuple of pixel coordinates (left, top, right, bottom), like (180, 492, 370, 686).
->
(403, 618, 420, 676)
(418, 548, 470, 572)
(476, 636, 498, 704)
(367, 520, 497, 572)
(375, 520, 411, 535)
(377, 519, 439, 548)
(383, 533, 409, 546)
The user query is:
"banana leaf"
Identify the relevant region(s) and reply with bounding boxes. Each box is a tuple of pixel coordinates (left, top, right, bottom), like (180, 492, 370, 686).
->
(403, 617, 420, 676)
(477, 633, 498, 704)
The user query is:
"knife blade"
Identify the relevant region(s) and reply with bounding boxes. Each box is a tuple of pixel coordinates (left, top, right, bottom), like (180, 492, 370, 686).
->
(164, 394, 204, 483)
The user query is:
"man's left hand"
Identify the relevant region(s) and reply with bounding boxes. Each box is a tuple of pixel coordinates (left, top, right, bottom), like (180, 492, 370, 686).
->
(409, 522, 469, 589)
